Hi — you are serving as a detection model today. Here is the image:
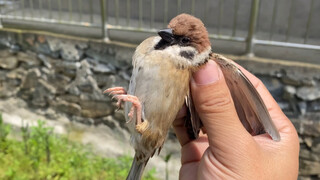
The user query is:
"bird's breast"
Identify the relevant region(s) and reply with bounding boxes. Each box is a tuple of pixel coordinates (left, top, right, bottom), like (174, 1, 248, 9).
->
(130, 53, 191, 151)
(143, 56, 190, 125)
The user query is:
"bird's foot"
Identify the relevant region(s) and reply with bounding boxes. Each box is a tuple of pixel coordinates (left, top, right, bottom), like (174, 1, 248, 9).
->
(104, 88, 147, 133)
(104, 87, 127, 110)
(128, 107, 135, 120)
(103, 87, 127, 95)
(112, 95, 142, 125)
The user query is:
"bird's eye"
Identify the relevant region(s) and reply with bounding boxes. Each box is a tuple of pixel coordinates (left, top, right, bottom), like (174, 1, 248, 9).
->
(181, 37, 190, 45)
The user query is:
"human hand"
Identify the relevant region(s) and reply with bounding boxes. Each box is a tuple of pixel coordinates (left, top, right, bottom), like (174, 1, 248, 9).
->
(173, 60, 299, 180)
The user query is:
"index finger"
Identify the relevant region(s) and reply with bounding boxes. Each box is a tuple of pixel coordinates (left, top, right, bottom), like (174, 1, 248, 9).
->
(173, 105, 191, 146)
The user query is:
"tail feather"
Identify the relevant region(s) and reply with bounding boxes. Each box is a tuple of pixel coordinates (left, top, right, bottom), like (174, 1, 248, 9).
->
(126, 155, 148, 180)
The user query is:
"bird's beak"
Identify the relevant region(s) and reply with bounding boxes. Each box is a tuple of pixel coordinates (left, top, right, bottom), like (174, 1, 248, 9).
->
(158, 28, 174, 43)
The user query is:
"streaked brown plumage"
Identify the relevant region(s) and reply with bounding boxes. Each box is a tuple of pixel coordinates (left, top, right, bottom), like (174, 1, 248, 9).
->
(105, 13, 280, 180)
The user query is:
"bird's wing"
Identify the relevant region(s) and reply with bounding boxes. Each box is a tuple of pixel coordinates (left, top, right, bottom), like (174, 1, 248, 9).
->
(212, 54, 280, 141)
(185, 92, 202, 139)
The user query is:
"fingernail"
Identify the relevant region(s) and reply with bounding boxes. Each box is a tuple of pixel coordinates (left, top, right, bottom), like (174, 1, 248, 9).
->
(192, 60, 222, 85)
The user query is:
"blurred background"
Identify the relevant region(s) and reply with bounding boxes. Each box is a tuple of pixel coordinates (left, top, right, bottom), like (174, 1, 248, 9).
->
(0, 0, 319, 179)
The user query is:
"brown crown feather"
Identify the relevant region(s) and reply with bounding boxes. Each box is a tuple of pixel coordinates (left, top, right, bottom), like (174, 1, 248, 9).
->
(168, 13, 211, 53)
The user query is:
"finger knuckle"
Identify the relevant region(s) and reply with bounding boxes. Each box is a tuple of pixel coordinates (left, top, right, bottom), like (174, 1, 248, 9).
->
(198, 95, 233, 114)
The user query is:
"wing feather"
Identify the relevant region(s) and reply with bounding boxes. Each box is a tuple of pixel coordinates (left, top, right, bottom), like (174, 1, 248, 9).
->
(185, 92, 202, 139)
(213, 54, 280, 141)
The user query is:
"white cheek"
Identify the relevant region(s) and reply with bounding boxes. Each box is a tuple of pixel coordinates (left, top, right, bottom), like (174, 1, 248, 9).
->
(161, 45, 196, 67)
(152, 36, 161, 46)
(164, 45, 182, 57)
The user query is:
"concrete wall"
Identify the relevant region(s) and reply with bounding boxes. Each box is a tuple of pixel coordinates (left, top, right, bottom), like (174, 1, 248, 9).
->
(0, 31, 319, 179)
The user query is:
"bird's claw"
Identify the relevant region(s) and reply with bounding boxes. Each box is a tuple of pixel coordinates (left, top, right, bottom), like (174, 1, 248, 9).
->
(114, 95, 143, 130)
(116, 99, 123, 110)
(111, 95, 118, 100)
(104, 87, 127, 96)
(104, 87, 127, 110)
(104, 87, 145, 133)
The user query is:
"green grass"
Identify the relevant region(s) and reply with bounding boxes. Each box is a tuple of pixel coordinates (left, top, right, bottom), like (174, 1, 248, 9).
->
(0, 113, 157, 180)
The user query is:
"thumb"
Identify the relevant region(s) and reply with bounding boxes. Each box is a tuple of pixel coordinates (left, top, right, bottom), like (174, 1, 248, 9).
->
(191, 60, 253, 151)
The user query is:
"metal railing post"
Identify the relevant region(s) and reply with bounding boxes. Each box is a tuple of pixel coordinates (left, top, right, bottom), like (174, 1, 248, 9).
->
(100, 0, 106, 39)
(245, 0, 260, 56)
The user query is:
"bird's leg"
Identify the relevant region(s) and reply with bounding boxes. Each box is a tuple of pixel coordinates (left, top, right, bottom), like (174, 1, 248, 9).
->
(112, 95, 148, 134)
(104, 87, 127, 110)
(104, 88, 148, 133)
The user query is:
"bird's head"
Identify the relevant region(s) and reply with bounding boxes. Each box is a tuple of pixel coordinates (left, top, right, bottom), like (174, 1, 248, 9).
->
(154, 13, 211, 68)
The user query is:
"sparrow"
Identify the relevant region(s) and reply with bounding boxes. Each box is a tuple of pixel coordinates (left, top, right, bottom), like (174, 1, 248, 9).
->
(104, 13, 280, 180)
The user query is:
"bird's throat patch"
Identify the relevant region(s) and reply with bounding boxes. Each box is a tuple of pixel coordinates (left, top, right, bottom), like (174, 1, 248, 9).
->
(179, 51, 195, 60)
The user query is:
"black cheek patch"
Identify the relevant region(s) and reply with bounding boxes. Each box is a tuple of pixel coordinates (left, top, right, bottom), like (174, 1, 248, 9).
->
(154, 39, 171, 50)
(179, 51, 195, 60)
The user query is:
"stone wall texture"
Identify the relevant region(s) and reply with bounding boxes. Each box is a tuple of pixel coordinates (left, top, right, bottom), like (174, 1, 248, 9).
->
(0, 31, 319, 179)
